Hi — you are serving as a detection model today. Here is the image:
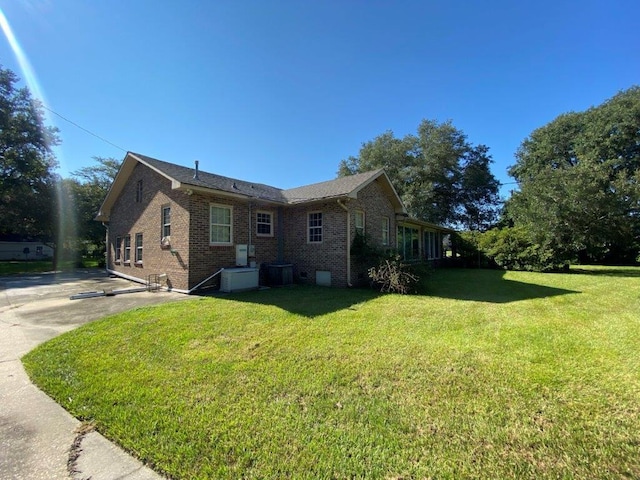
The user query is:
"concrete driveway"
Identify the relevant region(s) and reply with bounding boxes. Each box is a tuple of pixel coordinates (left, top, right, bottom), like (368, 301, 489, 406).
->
(0, 269, 189, 480)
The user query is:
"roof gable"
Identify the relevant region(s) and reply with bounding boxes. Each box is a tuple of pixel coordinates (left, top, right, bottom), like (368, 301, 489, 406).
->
(282, 169, 381, 203)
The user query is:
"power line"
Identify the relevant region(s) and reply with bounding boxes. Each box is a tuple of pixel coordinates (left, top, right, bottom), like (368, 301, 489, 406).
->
(41, 104, 127, 153)
(37, 105, 527, 188)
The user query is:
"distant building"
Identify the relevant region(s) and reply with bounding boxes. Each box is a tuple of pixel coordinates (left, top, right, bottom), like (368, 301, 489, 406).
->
(0, 236, 53, 261)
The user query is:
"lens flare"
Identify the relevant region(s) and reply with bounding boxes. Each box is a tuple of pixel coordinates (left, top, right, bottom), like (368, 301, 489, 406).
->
(0, 6, 76, 269)
(0, 8, 48, 115)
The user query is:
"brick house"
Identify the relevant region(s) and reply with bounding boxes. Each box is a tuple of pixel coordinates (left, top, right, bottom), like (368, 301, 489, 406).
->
(96, 152, 451, 293)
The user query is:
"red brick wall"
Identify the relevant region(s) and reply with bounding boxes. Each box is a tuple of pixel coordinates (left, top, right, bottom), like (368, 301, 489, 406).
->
(107, 163, 282, 291)
(107, 164, 401, 291)
(107, 163, 191, 290)
(187, 196, 279, 289)
(283, 201, 349, 287)
(349, 179, 398, 284)
(279, 179, 398, 287)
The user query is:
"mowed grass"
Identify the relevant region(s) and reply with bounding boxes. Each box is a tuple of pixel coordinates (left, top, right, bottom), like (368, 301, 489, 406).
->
(0, 258, 99, 275)
(23, 267, 640, 479)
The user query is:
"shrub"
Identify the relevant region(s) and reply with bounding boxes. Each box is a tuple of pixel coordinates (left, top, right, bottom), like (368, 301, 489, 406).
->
(453, 231, 492, 268)
(478, 227, 565, 272)
(454, 228, 568, 272)
(351, 232, 385, 266)
(368, 256, 419, 294)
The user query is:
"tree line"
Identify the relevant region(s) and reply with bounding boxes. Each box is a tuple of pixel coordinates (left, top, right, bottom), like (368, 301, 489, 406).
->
(502, 86, 640, 268)
(339, 87, 640, 269)
(1, 62, 638, 270)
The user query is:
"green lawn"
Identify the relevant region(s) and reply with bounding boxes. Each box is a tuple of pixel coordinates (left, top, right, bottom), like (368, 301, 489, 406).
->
(0, 260, 60, 275)
(0, 258, 101, 275)
(23, 267, 640, 479)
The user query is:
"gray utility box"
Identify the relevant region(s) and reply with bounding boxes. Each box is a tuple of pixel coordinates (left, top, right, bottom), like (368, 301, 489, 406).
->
(220, 268, 259, 293)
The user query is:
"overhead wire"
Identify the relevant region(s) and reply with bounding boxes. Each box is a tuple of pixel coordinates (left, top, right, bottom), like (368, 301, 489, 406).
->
(39, 104, 522, 190)
(41, 104, 127, 153)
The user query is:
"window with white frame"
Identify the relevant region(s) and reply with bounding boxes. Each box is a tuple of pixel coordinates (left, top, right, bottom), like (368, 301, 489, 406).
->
(210, 204, 233, 244)
(355, 210, 365, 237)
(256, 211, 273, 236)
(308, 212, 323, 243)
(382, 217, 390, 245)
(162, 206, 171, 239)
(115, 236, 122, 262)
(135, 233, 143, 263)
(124, 235, 131, 262)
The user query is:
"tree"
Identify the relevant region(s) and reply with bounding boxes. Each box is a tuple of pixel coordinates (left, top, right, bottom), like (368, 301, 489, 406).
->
(338, 131, 416, 196)
(458, 144, 501, 231)
(506, 86, 640, 266)
(338, 119, 501, 228)
(0, 65, 60, 260)
(69, 157, 121, 254)
(71, 156, 120, 190)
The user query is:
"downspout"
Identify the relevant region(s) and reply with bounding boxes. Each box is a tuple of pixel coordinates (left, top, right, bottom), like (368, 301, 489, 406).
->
(248, 202, 252, 255)
(102, 222, 109, 273)
(337, 199, 352, 287)
(277, 206, 284, 262)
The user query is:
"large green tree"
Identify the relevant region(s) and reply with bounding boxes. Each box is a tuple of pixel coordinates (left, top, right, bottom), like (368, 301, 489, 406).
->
(0, 65, 60, 253)
(338, 119, 501, 228)
(458, 144, 501, 231)
(506, 86, 640, 265)
(68, 156, 121, 254)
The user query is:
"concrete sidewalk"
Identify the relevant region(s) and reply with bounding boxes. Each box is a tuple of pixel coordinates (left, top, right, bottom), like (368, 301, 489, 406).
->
(0, 270, 189, 480)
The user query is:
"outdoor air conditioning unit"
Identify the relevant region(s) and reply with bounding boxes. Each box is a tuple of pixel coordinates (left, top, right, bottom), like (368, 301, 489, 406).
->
(161, 236, 171, 247)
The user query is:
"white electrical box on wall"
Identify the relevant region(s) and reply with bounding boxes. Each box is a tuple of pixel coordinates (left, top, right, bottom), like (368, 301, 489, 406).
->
(236, 244, 248, 266)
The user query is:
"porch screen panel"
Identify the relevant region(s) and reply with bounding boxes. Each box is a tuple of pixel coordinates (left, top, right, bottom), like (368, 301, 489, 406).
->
(397, 225, 420, 260)
(404, 227, 412, 259)
(411, 228, 419, 260)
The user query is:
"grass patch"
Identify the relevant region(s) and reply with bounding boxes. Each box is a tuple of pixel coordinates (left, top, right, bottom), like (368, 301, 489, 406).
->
(0, 258, 100, 275)
(0, 260, 61, 275)
(23, 267, 640, 479)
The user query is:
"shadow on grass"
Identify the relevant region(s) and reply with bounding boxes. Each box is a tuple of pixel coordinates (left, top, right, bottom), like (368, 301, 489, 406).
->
(209, 284, 381, 318)
(426, 268, 580, 304)
(569, 266, 640, 278)
(212, 268, 581, 316)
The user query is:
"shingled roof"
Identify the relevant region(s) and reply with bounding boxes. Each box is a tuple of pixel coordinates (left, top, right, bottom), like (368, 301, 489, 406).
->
(96, 152, 405, 221)
(134, 153, 287, 203)
(282, 169, 386, 204)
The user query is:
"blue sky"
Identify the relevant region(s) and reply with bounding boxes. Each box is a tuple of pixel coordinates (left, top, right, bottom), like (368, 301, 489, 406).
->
(1, 0, 638, 198)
